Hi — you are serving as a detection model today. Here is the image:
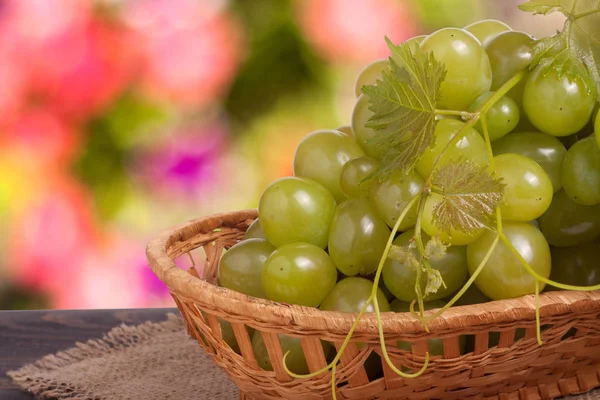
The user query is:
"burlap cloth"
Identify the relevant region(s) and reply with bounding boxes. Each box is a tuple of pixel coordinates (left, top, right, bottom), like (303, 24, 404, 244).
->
(6, 314, 599, 400)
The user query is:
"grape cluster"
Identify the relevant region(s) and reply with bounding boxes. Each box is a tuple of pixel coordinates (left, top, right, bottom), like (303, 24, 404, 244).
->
(215, 18, 600, 381)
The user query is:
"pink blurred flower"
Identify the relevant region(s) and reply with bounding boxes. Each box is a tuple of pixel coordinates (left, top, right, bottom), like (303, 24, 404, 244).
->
(6, 175, 99, 292)
(121, 0, 243, 107)
(131, 122, 228, 198)
(29, 20, 136, 121)
(297, 0, 416, 63)
(49, 235, 147, 309)
(2, 109, 79, 168)
(0, 0, 135, 120)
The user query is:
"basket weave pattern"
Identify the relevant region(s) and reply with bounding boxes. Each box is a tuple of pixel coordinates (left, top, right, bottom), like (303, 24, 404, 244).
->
(146, 210, 600, 400)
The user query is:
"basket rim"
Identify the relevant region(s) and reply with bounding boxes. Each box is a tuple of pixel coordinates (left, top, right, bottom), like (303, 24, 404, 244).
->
(146, 209, 600, 335)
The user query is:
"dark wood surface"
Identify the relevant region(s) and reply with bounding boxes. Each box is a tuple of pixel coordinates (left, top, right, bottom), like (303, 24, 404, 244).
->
(0, 308, 176, 400)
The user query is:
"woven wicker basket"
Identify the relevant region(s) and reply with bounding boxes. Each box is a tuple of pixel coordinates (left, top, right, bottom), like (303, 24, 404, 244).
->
(146, 209, 600, 400)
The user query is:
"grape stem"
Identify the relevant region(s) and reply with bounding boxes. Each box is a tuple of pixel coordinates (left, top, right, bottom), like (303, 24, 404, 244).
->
(425, 69, 527, 185)
(435, 109, 467, 117)
(282, 195, 426, 399)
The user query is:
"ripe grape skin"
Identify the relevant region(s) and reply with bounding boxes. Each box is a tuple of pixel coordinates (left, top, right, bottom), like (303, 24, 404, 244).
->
(469, 91, 520, 141)
(453, 285, 491, 306)
(320, 277, 390, 313)
(251, 331, 331, 375)
(484, 31, 534, 107)
(539, 190, 600, 247)
(562, 136, 600, 206)
(328, 198, 391, 276)
(420, 28, 492, 110)
(340, 156, 379, 198)
(523, 67, 597, 137)
(352, 94, 384, 160)
(258, 177, 336, 248)
(467, 221, 551, 300)
(416, 119, 489, 179)
(262, 242, 337, 307)
(494, 153, 553, 221)
(595, 111, 600, 149)
(382, 229, 469, 303)
(369, 170, 424, 230)
(353, 36, 425, 99)
(244, 219, 267, 240)
(549, 240, 600, 288)
(218, 238, 275, 299)
(354, 59, 387, 98)
(464, 19, 511, 47)
(335, 125, 353, 137)
(492, 131, 567, 193)
(422, 193, 485, 246)
(293, 129, 365, 202)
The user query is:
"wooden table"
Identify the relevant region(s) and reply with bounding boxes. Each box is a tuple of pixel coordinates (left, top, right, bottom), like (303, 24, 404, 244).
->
(0, 308, 176, 400)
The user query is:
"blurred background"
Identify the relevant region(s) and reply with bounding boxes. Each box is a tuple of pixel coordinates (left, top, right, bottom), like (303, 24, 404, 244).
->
(0, 0, 564, 310)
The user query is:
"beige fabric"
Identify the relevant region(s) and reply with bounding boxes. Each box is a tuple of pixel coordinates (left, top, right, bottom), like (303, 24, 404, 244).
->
(7, 314, 599, 400)
(8, 314, 238, 399)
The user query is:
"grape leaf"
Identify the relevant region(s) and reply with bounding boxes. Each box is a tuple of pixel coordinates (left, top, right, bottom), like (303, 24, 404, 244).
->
(519, 0, 600, 97)
(362, 37, 446, 180)
(424, 268, 443, 297)
(388, 244, 419, 271)
(431, 159, 505, 235)
(424, 236, 448, 260)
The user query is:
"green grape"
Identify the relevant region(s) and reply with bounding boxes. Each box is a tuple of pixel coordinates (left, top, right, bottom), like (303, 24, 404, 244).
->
(383, 229, 469, 303)
(354, 36, 425, 100)
(469, 91, 520, 141)
(244, 219, 267, 240)
(467, 221, 551, 300)
(392, 299, 466, 356)
(494, 153, 553, 221)
(293, 129, 365, 202)
(259, 177, 336, 248)
(369, 170, 424, 230)
(562, 137, 600, 205)
(453, 285, 491, 306)
(320, 277, 391, 313)
(218, 239, 275, 299)
(416, 119, 489, 179)
(262, 242, 337, 307)
(549, 241, 600, 288)
(252, 331, 332, 375)
(464, 19, 511, 46)
(379, 278, 396, 302)
(328, 198, 391, 276)
(539, 190, 600, 247)
(484, 31, 534, 107)
(492, 131, 567, 192)
(523, 66, 597, 137)
(595, 111, 600, 149)
(354, 59, 388, 98)
(340, 156, 379, 198)
(335, 125, 353, 137)
(422, 193, 485, 246)
(420, 28, 492, 110)
(352, 94, 383, 160)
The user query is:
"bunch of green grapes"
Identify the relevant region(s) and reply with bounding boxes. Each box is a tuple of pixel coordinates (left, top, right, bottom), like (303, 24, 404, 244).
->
(214, 13, 600, 396)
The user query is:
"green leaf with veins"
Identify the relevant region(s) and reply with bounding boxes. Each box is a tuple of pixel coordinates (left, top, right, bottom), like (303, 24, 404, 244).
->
(424, 236, 448, 260)
(362, 37, 446, 181)
(519, 0, 600, 97)
(431, 159, 505, 235)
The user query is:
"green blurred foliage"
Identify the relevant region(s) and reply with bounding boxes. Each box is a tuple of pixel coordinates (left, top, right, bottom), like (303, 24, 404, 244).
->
(225, 0, 327, 126)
